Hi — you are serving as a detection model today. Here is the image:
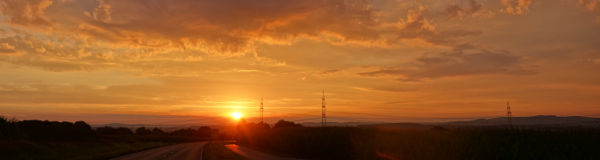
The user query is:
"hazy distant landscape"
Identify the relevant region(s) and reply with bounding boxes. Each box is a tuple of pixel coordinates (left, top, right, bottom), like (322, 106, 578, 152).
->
(3, 115, 600, 159)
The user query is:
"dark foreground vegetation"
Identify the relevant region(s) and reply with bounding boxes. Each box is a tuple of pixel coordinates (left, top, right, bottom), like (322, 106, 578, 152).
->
(237, 120, 600, 160)
(0, 116, 214, 160)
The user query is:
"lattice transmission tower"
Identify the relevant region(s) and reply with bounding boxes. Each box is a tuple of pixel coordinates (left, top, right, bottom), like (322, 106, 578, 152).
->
(260, 97, 264, 124)
(322, 89, 326, 127)
(507, 101, 512, 128)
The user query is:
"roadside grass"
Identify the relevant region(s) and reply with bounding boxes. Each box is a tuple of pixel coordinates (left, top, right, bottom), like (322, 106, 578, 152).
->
(0, 135, 205, 160)
(237, 126, 600, 160)
(203, 141, 248, 160)
(0, 117, 216, 159)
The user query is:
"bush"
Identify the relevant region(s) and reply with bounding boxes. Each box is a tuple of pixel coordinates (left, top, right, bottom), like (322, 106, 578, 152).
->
(136, 127, 152, 135)
(96, 126, 133, 135)
(273, 120, 302, 128)
(15, 120, 95, 140)
(170, 127, 212, 137)
(151, 128, 165, 135)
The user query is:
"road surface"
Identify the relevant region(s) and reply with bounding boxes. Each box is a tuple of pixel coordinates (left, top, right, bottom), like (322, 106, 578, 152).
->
(224, 144, 303, 160)
(111, 141, 207, 160)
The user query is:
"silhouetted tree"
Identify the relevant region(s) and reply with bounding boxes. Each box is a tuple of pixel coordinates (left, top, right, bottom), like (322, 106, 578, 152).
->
(255, 122, 271, 129)
(0, 116, 8, 138)
(0, 116, 6, 124)
(151, 128, 165, 135)
(116, 127, 133, 134)
(171, 128, 191, 136)
(73, 121, 95, 136)
(197, 126, 211, 137)
(135, 127, 152, 135)
(96, 126, 133, 135)
(14, 120, 95, 139)
(96, 126, 117, 134)
(170, 127, 212, 137)
(273, 120, 302, 128)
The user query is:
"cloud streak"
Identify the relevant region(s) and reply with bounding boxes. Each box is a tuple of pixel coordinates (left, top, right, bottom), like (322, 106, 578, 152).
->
(359, 45, 535, 81)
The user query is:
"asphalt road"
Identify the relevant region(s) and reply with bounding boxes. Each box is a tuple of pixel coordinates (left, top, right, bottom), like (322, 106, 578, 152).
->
(110, 141, 207, 160)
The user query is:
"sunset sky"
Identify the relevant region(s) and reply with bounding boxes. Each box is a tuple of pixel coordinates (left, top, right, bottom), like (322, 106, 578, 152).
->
(1, 0, 599, 125)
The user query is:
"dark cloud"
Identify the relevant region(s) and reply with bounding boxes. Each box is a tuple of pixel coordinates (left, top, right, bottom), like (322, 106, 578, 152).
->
(359, 44, 535, 81)
(0, 0, 484, 62)
(79, 0, 381, 55)
(71, 0, 482, 55)
(391, 6, 482, 45)
(445, 0, 483, 18)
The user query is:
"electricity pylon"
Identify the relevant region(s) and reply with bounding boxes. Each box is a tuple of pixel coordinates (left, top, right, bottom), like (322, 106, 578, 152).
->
(322, 89, 326, 127)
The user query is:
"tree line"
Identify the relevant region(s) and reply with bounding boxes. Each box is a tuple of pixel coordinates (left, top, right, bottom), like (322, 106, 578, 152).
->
(0, 116, 214, 140)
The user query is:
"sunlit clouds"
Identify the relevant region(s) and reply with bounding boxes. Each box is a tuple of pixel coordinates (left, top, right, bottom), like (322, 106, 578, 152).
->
(0, 0, 599, 124)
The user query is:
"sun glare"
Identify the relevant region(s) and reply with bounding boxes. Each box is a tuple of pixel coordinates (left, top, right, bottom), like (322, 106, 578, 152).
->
(232, 112, 243, 120)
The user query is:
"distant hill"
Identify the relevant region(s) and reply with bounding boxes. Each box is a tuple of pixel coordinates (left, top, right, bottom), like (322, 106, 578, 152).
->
(358, 122, 434, 131)
(90, 123, 223, 132)
(92, 115, 600, 130)
(444, 115, 600, 127)
(91, 123, 164, 129)
(347, 115, 600, 130)
(300, 121, 380, 127)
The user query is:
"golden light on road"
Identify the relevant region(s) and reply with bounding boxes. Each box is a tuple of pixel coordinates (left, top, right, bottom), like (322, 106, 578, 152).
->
(232, 112, 243, 120)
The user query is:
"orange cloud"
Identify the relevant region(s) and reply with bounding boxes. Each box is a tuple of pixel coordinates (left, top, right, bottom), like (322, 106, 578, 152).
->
(0, 0, 53, 26)
(579, 0, 599, 11)
(502, 0, 533, 15)
(0, 42, 15, 53)
(578, 0, 600, 23)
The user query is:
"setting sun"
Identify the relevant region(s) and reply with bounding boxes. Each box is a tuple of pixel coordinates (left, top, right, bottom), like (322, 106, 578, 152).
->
(232, 112, 243, 120)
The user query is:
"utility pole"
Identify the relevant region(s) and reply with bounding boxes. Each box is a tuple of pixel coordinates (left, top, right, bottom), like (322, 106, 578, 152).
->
(260, 97, 264, 124)
(507, 101, 512, 128)
(322, 89, 326, 127)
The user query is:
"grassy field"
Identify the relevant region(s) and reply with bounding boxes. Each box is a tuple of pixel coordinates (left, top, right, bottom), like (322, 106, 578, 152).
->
(203, 141, 248, 160)
(236, 125, 600, 160)
(0, 117, 215, 159)
(0, 135, 208, 160)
